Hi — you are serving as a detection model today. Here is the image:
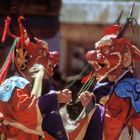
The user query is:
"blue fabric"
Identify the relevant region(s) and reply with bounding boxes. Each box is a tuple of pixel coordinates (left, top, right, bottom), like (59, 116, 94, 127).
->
(94, 82, 109, 89)
(115, 78, 140, 112)
(0, 76, 30, 102)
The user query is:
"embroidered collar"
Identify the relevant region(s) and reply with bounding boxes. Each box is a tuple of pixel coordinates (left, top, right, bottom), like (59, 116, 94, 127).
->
(0, 76, 30, 102)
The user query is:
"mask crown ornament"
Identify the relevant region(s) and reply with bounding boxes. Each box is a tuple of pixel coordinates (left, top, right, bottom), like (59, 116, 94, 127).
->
(1, 15, 60, 82)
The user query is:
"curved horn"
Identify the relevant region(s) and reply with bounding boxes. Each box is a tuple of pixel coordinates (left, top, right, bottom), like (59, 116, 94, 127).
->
(115, 9, 124, 25)
(18, 17, 36, 43)
(1, 17, 11, 43)
(12, 1, 36, 43)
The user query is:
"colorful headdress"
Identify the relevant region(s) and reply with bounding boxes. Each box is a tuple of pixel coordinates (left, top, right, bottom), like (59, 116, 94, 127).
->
(0, 16, 60, 82)
(15, 16, 60, 80)
(86, 2, 140, 80)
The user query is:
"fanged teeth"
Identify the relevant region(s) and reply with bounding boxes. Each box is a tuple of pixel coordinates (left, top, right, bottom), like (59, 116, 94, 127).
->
(89, 61, 101, 71)
(96, 66, 101, 71)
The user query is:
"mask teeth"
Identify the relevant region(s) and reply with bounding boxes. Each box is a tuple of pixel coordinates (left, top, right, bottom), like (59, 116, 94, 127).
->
(90, 61, 101, 71)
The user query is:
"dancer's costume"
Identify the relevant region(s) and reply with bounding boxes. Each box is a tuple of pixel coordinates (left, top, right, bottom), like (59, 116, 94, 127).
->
(86, 22, 140, 139)
(0, 15, 103, 140)
(0, 76, 70, 140)
(0, 16, 68, 140)
(82, 78, 114, 140)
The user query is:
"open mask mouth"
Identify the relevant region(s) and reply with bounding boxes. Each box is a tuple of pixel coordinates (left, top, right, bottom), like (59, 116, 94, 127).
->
(98, 63, 106, 68)
(89, 59, 109, 72)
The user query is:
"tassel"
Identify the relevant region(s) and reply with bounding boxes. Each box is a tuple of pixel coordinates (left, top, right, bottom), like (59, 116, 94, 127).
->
(0, 39, 18, 84)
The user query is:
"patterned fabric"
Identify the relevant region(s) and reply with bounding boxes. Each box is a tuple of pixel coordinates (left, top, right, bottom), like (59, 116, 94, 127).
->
(115, 78, 140, 113)
(0, 76, 30, 102)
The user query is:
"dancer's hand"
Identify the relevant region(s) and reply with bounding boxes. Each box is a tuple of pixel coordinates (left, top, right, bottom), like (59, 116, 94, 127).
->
(78, 91, 93, 108)
(57, 89, 72, 104)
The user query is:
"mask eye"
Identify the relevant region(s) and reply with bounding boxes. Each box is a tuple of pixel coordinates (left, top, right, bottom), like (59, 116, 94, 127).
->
(96, 53, 102, 59)
(102, 49, 109, 54)
(48, 64, 54, 69)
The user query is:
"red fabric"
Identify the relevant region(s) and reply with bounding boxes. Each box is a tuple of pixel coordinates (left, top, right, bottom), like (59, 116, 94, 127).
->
(104, 92, 140, 140)
(103, 92, 131, 140)
(126, 106, 140, 133)
(2, 126, 39, 140)
(1, 87, 37, 129)
(131, 114, 140, 133)
(43, 132, 56, 140)
(0, 86, 39, 139)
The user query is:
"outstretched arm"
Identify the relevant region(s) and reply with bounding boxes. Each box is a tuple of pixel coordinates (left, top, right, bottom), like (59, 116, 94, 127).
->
(3, 119, 44, 136)
(3, 120, 56, 139)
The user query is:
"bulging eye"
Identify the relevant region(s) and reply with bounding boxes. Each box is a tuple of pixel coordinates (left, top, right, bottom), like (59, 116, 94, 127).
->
(96, 53, 102, 59)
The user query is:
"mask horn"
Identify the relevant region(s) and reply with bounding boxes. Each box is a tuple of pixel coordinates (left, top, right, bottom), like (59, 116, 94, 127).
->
(1, 17, 11, 43)
(117, 2, 135, 38)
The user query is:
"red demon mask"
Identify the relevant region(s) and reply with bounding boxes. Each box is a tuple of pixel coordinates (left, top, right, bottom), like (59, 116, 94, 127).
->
(86, 30, 140, 81)
(13, 17, 60, 81)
